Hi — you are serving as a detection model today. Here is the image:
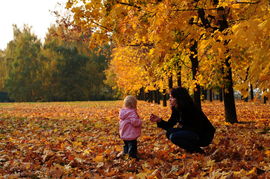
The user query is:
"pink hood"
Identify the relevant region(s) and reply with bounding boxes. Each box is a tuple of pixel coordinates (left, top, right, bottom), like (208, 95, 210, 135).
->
(119, 108, 140, 121)
(119, 108, 142, 140)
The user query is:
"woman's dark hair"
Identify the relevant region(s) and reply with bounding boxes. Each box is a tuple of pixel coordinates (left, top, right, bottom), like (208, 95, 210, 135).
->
(170, 87, 197, 111)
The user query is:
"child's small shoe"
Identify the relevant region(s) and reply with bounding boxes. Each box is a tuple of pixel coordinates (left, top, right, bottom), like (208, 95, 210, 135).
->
(129, 154, 140, 161)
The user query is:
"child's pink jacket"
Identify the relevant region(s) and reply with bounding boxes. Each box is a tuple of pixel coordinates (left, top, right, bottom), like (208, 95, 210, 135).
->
(119, 108, 142, 140)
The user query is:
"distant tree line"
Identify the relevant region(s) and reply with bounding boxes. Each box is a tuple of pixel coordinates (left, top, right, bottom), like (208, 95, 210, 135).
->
(0, 25, 118, 102)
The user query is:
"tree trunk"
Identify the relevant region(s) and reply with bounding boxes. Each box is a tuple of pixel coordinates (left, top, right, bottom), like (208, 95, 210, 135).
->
(148, 91, 154, 103)
(153, 90, 157, 104)
(224, 57, 238, 123)
(194, 85, 201, 109)
(145, 92, 148, 102)
(202, 88, 207, 101)
(263, 96, 268, 104)
(215, 7, 237, 123)
(154, 90, 157, 104)
(138, 88, 145, 100)
(219, 87, 223, 102)
(244, 91, 249, 102)
(209, 89, 213, 102)
(168, 75, 173, 89)
(250, 84, 254, 100)
(177, 66, 182, 87)
(190, 40, 201, 109)
(154, 89, 160, 104)
(162, 89, 167, 107)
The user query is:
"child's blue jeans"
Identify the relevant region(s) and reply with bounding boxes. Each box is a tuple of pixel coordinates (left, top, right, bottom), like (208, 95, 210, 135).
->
(123, 140, 137, 158)
(166, 128, 204, 153)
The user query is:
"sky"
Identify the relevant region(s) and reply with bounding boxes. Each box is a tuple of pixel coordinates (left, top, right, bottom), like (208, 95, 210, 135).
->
(0, 0, 67, 50)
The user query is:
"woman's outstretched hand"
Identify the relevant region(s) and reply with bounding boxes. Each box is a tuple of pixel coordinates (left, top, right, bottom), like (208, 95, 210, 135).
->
(150, 114, 162, 122)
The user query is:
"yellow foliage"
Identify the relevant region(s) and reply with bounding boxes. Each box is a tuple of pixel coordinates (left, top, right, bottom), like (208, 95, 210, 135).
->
(62, 0, 270, 95)
(232, 4, 240, 9)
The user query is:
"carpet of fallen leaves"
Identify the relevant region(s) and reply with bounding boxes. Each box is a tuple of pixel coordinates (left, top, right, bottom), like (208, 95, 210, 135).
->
(0, 100, 269, 178)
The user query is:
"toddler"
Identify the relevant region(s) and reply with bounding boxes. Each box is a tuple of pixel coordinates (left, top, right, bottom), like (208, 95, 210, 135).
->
(119, 95, 142, 158)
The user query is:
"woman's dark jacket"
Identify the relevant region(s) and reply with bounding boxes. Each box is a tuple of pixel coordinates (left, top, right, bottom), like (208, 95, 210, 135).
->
(157, 107, 215, 146)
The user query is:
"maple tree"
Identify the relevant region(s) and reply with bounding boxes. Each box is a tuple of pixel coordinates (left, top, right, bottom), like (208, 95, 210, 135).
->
(228, 0, 270, 99)
(63, 0, 270, 123)
(0, 100, 269, 177)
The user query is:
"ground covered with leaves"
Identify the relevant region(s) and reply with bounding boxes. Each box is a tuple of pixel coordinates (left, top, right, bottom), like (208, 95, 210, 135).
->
(0, 100, 269, 178)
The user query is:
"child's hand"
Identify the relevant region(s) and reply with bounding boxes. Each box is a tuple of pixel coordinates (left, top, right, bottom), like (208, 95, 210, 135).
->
(150, 114, 161, 122)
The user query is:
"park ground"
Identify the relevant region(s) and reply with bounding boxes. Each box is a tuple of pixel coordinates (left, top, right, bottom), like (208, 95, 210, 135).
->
(0, 100, 269, 178)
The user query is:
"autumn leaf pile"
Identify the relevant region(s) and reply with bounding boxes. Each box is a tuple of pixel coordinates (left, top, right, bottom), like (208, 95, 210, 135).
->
(0, 101, 269, 178)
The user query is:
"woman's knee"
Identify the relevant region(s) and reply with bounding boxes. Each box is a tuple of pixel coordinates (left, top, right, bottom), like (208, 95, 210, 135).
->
(166, 128, 182, 139)
(166, 131, 172, 139)
(168, 130, 200, 146)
